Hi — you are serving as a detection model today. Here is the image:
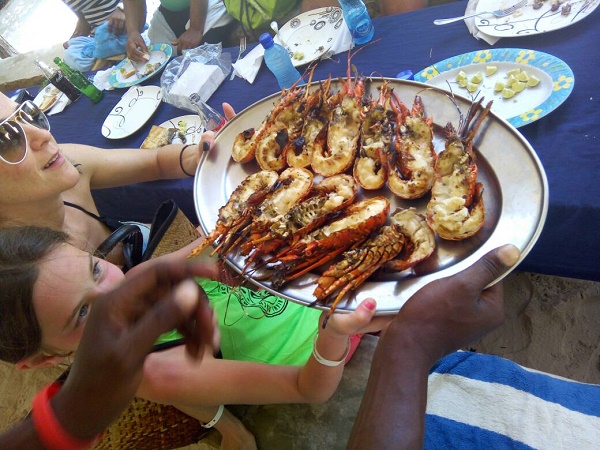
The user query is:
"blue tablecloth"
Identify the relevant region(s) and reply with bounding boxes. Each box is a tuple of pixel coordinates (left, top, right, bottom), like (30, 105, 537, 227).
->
(41, 1, 600, 281)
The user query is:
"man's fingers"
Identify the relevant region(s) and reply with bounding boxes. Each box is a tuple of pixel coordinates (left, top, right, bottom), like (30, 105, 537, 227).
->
(126, 280, 208, 363)
(183, 285, 216, 359)
(112, 260, 218, 320)
(455, 244, 520, 290)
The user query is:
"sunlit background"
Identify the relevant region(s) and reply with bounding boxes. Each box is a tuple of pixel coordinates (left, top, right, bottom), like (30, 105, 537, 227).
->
(0, 0, 160, 54)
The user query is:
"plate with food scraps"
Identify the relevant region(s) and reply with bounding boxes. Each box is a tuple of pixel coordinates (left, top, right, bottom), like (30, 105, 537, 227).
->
(109, 43, 173, 88)
(140, 114, 205, 147)
(193, 78, 548, 314)
(101, 85, 163, 139)
(473, 0, 599, 37)
(278, 6, 345, 67)
(413, 48, 574, 128)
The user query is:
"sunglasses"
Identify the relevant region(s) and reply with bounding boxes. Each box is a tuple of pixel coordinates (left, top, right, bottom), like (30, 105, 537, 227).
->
(0, 100, 50, 165)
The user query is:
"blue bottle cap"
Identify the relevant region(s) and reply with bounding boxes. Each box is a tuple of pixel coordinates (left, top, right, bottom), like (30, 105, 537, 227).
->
(396, 70, 414, 80)
(259, 33, 274, 49)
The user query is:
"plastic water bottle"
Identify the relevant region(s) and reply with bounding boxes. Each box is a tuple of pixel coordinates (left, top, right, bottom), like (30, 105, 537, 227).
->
(259, 33, 301, 90)
(338, 0, 375, 45)
(53, 57, 104, 103)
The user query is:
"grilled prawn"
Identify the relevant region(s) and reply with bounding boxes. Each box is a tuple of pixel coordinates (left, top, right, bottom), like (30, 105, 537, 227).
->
(242, 174, 358, 266)
(387, 95, 436, 199)
(270, 196, 390, 287)
(353, 80, 395, 190)
(187, 170, 279, 258)
(427, 99, 492, 240)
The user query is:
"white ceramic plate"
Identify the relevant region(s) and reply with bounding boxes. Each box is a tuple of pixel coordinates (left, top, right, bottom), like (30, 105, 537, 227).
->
(414, 48, 574, 127)
(194, 78, 548, 314)
(101, 85, 163, 139)
(159, 115, 204, 145)
(109, 43, 172, 88)
(33, 84, 63, 112)
(278, 6, 345, 67)
(474, 0, 599, 37)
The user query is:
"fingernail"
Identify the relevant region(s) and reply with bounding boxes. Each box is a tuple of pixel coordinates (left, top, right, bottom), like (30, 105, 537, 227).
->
(202, 141, 210, 152)
(363, 298, 376, 310)
(497, 244, 520, 266)
(173, 280, 199, 314)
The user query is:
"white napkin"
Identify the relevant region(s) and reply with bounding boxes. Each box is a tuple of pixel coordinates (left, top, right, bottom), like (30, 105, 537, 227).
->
(231, 26, 354, 84)
(465, 0, 501, 45)
(92, 68, 115, 91)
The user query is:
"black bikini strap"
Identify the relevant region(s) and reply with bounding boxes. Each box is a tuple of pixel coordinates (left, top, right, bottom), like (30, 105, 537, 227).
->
(63, 201, 123, 231)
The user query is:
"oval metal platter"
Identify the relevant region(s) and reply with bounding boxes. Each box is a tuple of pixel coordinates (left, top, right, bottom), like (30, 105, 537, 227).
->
(193, 78, 548, 315)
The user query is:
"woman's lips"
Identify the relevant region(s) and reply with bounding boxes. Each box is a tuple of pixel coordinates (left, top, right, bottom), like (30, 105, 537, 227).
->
(43, 153, 61, 169)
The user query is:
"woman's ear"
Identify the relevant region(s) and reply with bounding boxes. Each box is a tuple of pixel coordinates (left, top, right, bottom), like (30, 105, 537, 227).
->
(15, 353, 66, 370)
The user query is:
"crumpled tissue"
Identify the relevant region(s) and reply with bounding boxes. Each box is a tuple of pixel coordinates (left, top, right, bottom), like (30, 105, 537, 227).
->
(92, 68, 116, 91)
(231, 25, 354, 84)
(464, 0, 501, 45)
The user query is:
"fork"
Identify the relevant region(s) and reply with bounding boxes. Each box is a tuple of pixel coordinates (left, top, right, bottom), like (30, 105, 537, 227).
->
(433, 0, 527, 25)
(230, 36, 247, 80)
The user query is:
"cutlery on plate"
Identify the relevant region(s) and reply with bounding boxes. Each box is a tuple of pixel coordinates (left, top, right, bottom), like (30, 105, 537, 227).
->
(433, 0, 527, 25)
(230, 36, 247, 80)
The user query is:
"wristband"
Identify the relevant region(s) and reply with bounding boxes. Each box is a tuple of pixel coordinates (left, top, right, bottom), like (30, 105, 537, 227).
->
(32, 382, 103, 450)
(312, 333, 351, 367)
(201, 404, 224, 428)
(179, 144, 195, 177)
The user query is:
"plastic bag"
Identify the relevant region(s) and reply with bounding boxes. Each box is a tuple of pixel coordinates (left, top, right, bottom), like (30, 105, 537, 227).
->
(160, 43, 231, 112)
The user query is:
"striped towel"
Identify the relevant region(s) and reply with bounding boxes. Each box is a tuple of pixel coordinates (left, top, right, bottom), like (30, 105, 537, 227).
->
(425, 351, 600, 449)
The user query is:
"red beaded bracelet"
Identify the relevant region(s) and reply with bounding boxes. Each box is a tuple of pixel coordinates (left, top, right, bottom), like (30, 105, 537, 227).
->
(32, 382, 103, 450)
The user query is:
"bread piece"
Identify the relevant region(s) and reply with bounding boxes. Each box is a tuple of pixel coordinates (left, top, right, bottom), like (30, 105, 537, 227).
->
(141, 125, 176, 149)
(119, 65, 137, 79)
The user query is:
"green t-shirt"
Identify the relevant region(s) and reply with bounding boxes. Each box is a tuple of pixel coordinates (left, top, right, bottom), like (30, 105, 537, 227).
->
(160, 0, 190, 12)
(200, 278, 321, 365)
(154, 279, 322, 365)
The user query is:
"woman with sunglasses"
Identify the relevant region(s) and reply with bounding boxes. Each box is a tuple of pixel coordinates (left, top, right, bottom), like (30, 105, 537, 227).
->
(0, 92, 233, 267)
(0, 225, 389, 449)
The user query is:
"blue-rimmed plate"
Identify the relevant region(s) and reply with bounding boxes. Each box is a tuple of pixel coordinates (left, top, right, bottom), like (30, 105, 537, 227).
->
(109, 43, 172, 88)
(414, 48, 574, 127)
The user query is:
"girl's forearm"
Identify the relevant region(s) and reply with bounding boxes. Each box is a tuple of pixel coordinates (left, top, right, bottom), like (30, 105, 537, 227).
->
(296, 331, 351, 403)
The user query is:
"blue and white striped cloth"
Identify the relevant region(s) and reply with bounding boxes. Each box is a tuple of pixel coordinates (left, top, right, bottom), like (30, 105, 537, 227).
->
(425, 351, 600, 449)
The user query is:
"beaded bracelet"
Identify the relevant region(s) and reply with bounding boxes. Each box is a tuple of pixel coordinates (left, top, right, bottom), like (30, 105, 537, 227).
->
(202, 404, 225, 428)
(312, 333, 351, 367)
(32, 382, 103, 450)
(179, 144, 195, 177)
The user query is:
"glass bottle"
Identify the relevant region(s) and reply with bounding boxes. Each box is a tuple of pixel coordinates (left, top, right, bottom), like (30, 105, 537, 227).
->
(188, 93, 226, 132)
(35, 59, 81, 102)
(338, 0, 375, 45)
(53, 57, 104, 103)
(259, 33, 301, 90)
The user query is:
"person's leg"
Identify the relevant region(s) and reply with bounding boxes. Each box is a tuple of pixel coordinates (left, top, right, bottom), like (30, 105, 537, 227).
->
(158, 3, 190, 37)
(202, 20, 239, 44)
(147, 9, 178, 48)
